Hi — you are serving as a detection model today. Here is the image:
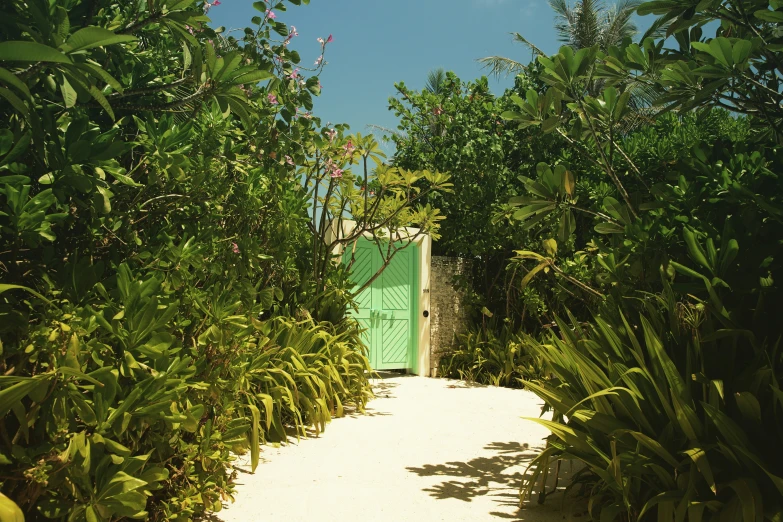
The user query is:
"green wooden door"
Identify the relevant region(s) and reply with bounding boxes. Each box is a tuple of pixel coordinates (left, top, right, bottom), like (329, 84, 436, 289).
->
(344, 238, 417, 371)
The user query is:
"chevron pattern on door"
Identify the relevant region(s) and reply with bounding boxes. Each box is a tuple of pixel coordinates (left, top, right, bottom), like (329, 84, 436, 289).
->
(343, 238, 418, 371)
(380, 318, 409, 365)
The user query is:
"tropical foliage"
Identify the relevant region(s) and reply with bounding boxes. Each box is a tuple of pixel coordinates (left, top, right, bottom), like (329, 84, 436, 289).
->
(478, 0, 645, 77)
(437, 322, 540, 387)
(391, 0, 783, 516)
(491, 0, 783, 517)
(0, 0, 446, 520)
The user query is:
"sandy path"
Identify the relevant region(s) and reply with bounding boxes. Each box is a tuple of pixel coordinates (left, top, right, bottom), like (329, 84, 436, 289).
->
(218, 373, 579, 522)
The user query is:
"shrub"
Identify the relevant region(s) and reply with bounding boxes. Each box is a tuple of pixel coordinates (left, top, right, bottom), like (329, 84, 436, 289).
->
(438, 323, 539, 387)
(519, 291, 783, 521)
(0, 0, 377, 520)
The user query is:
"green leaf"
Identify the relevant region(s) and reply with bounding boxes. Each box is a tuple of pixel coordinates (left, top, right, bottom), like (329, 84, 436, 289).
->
(0, 67, 31, 98)
(732, 40, 752, 65)
(248, 403, 260, 472)
(0, 493, 24, 522)
(0, 284, 50, 303)
(683, 227, 712, 272)
(520, 260, 550, 291)
(735, 392, 761, 422)
(684, 447, 717, 493)
(88, 85, 115, 120)
(558, 210, 575, 242)
(63, 27, 137, 53)
(0, 376, 52, 417)
(230, 69, 275, 85)
(73, 63, 124, 93)
(0, 41, 72, 64)
(755, 9, 783, 22)
(621, 431, 679, 467)
(595, 222, 625, 234)
(603, 197, 629, 224)
(0, 87, 28, 118)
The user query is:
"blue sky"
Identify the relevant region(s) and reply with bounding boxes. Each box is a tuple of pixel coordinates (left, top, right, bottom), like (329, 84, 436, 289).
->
(208, 0, 652, 152)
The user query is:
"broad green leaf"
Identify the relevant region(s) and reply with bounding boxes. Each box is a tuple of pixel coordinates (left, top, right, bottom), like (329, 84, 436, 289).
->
(683, 227, 712, 272)
(734, 392, 761, 422)
(63, 27, 136, 53)
(0, 42, 72, 63)
(0, 493, 24, 522)
(0, 88, 28, 118)
(595, 222, 625, 234)
(0, 68, 31, 98)
(683, 447, 717, 493)
(755, 9, 783, 22)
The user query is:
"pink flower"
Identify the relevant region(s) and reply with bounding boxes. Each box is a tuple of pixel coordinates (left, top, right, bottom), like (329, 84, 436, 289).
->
(290, 26, 298, 37)
(314, 55, 323, 66)
(185, 24, 195, 35)
(433, 106, 444, 116)
(326, 128, 337, 142)
(330, 168, 343, 178)
(266, 9, 276, 19)
(317, 37, 325, 44)
(288, 68, 299, 79)
(267, 93, 278, 104)
(213, 0, 221, 4)
(232, 242, 240, 254)
(303, 112, 312, 119)
(285, 155, 294, 165)
(326, 34, 333, 43)
(342, 140, 355, 157)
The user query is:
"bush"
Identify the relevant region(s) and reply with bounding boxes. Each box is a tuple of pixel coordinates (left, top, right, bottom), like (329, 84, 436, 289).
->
(438, 323, 539, 387)
(518, 291, 783, 521)
(0, 1, 374, 520)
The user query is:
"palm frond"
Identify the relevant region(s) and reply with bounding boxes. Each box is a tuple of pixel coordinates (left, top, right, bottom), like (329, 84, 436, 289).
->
(511, 32, 547, 57)
(572, 0, 603, 50)
(425, 68, 447, 94)
(365, 124, 406, 140)
(549, 0, 579, 44)
(640, 15, 672, 41)
(477, 56, 528, 78)
(600, 0, 641, 48)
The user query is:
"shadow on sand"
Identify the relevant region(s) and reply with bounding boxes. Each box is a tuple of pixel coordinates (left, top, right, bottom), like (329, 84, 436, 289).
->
(407, 441, 587, 521)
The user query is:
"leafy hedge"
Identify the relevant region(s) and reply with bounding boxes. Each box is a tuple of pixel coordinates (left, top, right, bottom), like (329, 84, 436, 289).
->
(390, 0, 783, 516)
(0, 0, 374, 520)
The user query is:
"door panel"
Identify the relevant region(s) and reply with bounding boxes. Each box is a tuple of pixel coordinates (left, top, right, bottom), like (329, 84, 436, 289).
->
(380, 317, 409, 366)
(344, 238, 417, 371)
(344, 240, 378, 368)
(381, 252, 410, 310)
(377, 248, 413, 370)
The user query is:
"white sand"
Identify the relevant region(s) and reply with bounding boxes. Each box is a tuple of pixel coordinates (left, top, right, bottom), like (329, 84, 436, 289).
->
(218, 373, 583, 522)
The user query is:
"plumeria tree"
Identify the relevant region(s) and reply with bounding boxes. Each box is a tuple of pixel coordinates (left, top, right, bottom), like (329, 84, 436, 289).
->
(296, 129, 451, 317)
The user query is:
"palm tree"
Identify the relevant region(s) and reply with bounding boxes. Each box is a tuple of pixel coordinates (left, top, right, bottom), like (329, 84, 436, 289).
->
(424, 68, 448, 95)
(478, 0, 642, 78)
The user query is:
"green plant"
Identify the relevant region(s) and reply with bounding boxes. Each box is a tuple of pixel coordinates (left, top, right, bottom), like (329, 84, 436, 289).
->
(438, 323, 540, 387)
(0, 0, 380, 520)
(519, 289, 783, 521)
